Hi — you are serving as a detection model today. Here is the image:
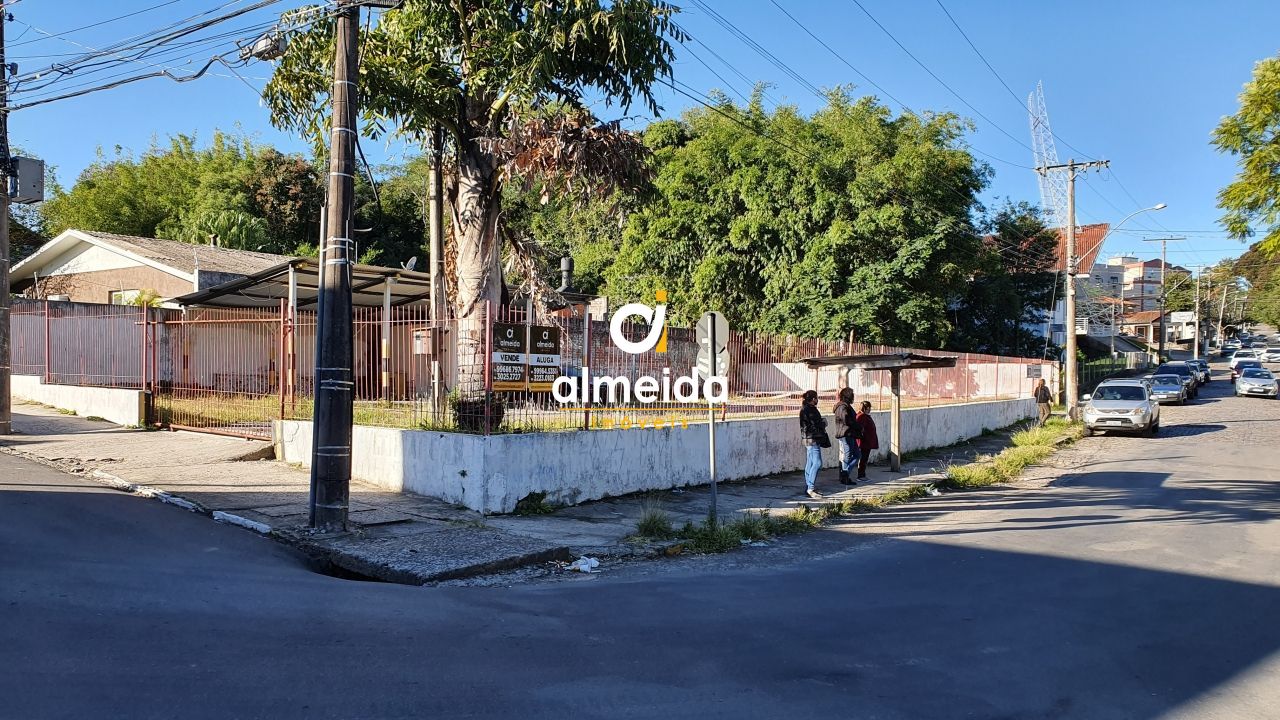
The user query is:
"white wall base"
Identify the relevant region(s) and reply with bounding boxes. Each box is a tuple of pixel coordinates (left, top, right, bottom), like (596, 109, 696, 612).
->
(11, 374, 145, 427)
(276, 398, 1035, 514)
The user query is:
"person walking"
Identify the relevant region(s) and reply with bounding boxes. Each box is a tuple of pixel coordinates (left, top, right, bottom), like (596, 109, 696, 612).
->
(854, 401, 879, 481)
(1033, 378, 1053, 427)
(799, 389, 829, 499)
(832, 388, 861, 485)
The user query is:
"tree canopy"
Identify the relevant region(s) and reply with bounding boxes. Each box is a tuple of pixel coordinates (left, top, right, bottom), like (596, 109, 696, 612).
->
(264, 0, 684, 330)
(1213, 54, 1280, 256)
(38, 132, 322, 255)
(597, 90, 989, 347)
(947, 202, 1060, 357)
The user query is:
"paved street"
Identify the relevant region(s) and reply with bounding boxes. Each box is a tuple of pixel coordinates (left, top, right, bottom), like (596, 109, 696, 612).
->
(3, 361, 1279, 719)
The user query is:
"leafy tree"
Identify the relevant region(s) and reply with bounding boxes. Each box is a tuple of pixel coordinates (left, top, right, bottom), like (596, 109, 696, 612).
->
(1162, 269, 1196, 314)
(602, 91, 989, 347)
(949, 202, 1061, 357)
(246, 149, 324, 252)
(1213, 54, 1280, 256)
(264, 0, 684, 376)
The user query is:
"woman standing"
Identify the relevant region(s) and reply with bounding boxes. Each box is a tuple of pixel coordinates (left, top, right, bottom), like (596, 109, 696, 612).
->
(854, 401, 879, 481)
(798, 390, 828, 499)
(832, 388, 860, 485)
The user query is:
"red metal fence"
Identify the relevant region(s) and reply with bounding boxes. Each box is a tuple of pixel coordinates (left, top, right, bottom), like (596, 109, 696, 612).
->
(9, 299, 1057, 438)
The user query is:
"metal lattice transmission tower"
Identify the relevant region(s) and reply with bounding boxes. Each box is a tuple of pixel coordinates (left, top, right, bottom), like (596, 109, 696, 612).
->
(1028, 81, 1069, 234)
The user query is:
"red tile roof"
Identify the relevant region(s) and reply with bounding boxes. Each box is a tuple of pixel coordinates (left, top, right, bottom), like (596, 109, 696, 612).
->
(1053, 223, 1110, 273)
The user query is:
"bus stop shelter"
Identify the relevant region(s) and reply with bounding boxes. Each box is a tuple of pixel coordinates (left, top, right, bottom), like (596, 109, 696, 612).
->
(802, 352, 959, 472)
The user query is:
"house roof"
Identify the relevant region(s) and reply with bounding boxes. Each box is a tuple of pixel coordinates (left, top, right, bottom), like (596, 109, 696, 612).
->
(79, 231, 291, 276)
(10, 229, 294, 284)
(1053, 223, 1110, 273)
(1123, 310, 1164, 325)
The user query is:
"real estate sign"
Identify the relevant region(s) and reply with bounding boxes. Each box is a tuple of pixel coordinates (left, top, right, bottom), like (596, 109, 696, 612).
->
(528, 326, 561, 391)
(491, 323, 528, 391)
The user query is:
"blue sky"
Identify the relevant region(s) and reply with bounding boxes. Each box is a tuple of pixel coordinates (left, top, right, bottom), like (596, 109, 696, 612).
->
(8, 0, 1279, 269)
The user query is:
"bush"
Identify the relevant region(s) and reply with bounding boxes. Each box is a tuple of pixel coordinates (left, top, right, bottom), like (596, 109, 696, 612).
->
(636, 506, 676, 539)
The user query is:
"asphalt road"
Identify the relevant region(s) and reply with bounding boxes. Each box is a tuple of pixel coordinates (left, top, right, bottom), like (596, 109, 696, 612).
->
(3, 361, 1279, 719)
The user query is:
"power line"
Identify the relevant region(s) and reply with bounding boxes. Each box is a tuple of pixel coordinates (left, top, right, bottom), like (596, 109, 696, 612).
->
(7, 0, 185, 49)
(850, 0, 1033, 153)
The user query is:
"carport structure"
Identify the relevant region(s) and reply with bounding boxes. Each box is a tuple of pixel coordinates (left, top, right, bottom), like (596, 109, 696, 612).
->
(802, 353, 959, 472)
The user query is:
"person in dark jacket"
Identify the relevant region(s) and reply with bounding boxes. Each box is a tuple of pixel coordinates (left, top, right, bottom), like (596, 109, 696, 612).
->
(854, 401, 879, 481)
(798, 389, 827, 498)
(1033, 378, 1053, 427)
(832, 388, 861, 485)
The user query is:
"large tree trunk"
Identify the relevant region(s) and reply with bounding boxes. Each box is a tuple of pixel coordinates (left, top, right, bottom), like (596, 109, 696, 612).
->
(451, 138, 504, 398)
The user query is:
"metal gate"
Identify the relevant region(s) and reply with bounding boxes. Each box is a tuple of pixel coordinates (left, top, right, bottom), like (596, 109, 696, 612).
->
(150, 306, 286, 440)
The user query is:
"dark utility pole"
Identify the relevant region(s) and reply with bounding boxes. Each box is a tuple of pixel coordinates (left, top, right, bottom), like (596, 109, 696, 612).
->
(0, 9, 12, 436)
(1037, 158, 1109, 419)
(310, 1, 361, 532)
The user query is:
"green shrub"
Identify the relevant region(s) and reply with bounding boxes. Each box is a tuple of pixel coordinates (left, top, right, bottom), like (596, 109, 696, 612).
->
(636, 506, 676, 539)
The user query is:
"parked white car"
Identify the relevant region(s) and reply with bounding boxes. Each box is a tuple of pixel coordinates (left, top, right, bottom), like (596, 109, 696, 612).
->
(1083, 379, 1161, 436)
(1235, 368, 1279, 399)
(1262, 346, 1280, 363)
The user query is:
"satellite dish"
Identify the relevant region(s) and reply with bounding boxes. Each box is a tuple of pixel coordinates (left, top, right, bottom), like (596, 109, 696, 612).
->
(402, 256, 418, 271)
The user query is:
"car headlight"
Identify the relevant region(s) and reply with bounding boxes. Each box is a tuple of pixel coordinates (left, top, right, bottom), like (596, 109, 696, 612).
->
(1129, 407, 1145, 415)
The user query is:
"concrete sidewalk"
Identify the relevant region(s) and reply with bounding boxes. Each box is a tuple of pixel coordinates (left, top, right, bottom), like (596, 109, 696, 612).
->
(2, 401, 1032, 584)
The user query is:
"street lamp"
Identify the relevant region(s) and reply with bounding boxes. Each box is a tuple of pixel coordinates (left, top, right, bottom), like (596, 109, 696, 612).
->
(1076, 203, 1167, 261)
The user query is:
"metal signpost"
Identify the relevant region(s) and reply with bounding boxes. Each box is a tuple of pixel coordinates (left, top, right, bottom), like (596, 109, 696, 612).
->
(696, 311, 729, 524)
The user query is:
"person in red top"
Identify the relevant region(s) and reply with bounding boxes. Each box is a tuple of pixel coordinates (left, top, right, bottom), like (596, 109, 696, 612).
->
(854, 401, 879, 481)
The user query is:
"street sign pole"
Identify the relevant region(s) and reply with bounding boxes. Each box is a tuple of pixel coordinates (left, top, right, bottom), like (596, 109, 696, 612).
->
(707, 316, 718, 526)
(696, 311, 729, 526)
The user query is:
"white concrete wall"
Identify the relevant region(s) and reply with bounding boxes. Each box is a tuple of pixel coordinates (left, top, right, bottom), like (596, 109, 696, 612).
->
(11, 374, 145, 426)
(277, 398, 1036, 514)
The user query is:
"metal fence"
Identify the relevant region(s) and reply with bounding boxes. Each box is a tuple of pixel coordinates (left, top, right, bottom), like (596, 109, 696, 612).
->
(9, 299, 1057, 438)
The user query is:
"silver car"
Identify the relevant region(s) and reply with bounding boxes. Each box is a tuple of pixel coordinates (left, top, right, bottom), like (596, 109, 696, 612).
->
(1083, 379, 1162, 436)
(1148, 374, 1188, 405)
(1235, 368, 1278, 399)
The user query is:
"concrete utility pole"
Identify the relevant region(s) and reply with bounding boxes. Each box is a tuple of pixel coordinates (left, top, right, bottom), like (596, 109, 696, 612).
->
(1142, 237, 1184, 361)
(428, 123, 445, 412)
(1038, 158, 1108, 419)
(310, 1, 361, 533)
(1192, 266, 1201, 359)
(0, 10, 10, 436)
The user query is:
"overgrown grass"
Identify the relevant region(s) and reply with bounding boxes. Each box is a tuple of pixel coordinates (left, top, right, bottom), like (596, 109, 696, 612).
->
(636, 504, 676, 540)
(513, 491, 557, 516)
(636, 484, 938, 554)
(943, 419, 1082, 489)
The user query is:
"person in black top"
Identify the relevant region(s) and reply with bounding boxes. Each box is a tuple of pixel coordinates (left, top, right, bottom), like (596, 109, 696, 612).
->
(798, 390, 827, 498)
(1034, 378, 1053, 426)
(832, 388, 861, 485)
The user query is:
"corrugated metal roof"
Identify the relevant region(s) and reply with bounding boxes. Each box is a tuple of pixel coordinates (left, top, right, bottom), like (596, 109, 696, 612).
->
(81, 231, 292, 276)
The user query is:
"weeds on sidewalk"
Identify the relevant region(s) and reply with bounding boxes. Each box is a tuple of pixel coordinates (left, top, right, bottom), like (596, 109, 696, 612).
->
(942, 418, 1082, 489)
(635, 485, 934, 554)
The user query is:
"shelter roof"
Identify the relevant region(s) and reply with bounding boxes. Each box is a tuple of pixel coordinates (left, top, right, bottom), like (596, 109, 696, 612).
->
(171, 258, 435, 308)
(801, 352, 958, 371)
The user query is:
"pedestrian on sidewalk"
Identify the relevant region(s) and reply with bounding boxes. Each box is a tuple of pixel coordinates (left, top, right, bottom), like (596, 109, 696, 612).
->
(799, 390, 829, 499)
(1034, 378, 1053, 427)
(855, 401, 878, 481)
(833, 388, 861, 485)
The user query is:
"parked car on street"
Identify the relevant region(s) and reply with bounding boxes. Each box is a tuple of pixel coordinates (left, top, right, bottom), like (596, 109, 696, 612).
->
(1187, 359, 1211, 383)
(1229, 350, 1260, 369)
(1232, 359, 1264, 382)
(1148, 374, 1188, 404)
(1083, 379, 1161, 436)
(1154, 362, 1200, 398)
(1235, 367, 1278, 398)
